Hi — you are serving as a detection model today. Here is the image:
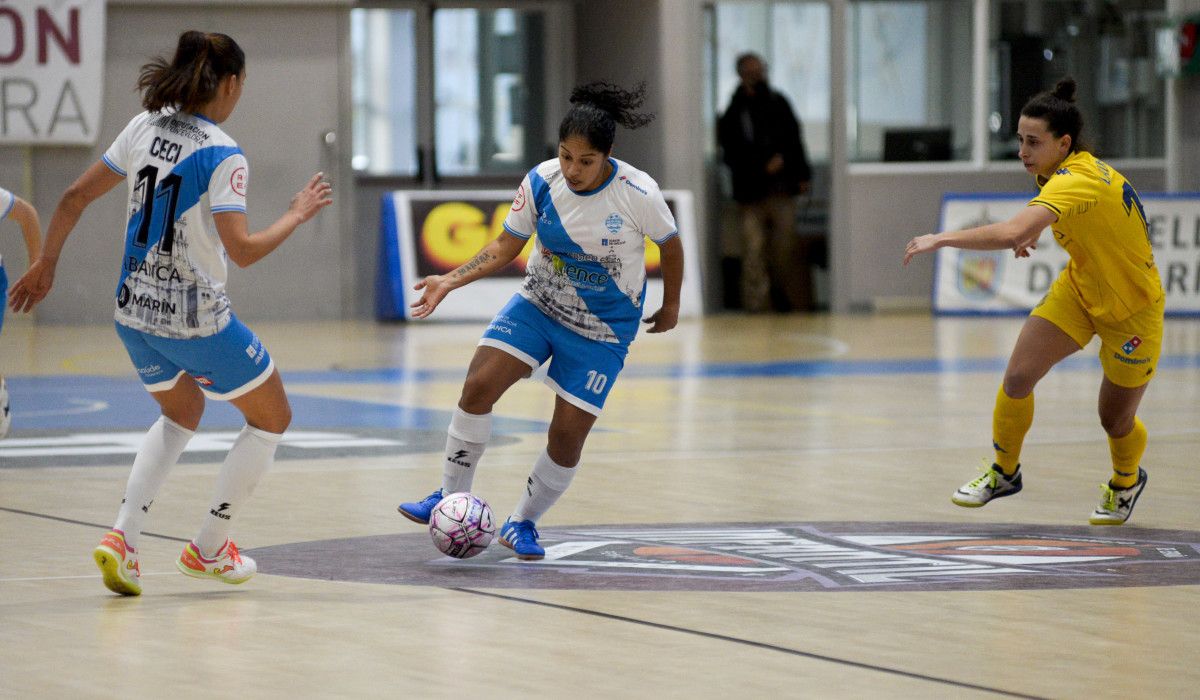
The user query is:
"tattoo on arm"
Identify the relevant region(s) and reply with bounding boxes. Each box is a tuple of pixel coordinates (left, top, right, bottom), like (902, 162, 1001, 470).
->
(454, 250, 496, 279)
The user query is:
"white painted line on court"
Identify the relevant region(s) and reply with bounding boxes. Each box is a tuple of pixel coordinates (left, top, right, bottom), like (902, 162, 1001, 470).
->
(0, 572, 176, 583)
(20, 399, 109, 417)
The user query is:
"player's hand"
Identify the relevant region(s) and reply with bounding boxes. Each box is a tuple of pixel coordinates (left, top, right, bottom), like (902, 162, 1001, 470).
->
(8, 258, 57, 313)
(902, 234, 940, 266)
(289, 172, 333, 224)
(410, 275, 453, 319)
(643, 302, 679, 333)
(1013, 241, 1037, 258)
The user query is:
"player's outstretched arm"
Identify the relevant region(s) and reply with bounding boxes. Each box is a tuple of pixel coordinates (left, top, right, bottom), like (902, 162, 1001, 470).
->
(9, 196, 43, 266)
(215, 172, 332, 268)
(9, 162, 123, 314)
(410, 231, 527, 319)
(644, 235, 683, 333)
(902, 205, 1056, 267)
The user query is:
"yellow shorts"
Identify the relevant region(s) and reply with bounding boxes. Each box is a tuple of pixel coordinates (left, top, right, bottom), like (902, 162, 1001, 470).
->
(1031, 275, 1163, 388)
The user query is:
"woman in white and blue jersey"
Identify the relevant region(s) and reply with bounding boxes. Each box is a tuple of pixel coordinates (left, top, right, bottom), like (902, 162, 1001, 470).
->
(9, 31, 332, 595)
(398, 82, 685, 560)
(0, 185, 43, 440)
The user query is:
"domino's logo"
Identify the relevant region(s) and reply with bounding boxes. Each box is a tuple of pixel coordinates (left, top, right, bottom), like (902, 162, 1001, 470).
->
(1122, 336, 1142, 355)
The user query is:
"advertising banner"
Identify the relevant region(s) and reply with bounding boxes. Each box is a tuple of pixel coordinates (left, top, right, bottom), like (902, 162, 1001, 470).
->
(377, 189, 703, 322)
(934, 192, 1200, 316)
(0, 0, 106, 145)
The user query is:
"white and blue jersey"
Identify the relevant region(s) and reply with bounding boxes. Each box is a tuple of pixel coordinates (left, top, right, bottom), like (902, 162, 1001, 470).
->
(103, 110, 248, 339)
(502, 158, 678, 345)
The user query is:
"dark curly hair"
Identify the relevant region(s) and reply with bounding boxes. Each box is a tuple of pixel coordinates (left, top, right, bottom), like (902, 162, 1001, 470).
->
(1020, 77, 1087, 154)
(558, 81, 655, 154)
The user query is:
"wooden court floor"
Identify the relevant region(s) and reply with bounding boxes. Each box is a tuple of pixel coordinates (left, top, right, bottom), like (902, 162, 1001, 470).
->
(1, 312, 1198, 698)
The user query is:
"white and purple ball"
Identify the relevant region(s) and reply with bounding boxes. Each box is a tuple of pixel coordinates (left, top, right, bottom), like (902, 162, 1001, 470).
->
(428, 492, 495, 559)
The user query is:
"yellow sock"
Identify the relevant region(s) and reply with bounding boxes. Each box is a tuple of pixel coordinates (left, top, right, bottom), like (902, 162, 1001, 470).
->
(1107, 417, 1146, 489)
(993, 385, 1034, 475)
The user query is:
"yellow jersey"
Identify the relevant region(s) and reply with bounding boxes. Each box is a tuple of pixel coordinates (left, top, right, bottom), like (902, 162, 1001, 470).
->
(1028, 151, 1163, 323)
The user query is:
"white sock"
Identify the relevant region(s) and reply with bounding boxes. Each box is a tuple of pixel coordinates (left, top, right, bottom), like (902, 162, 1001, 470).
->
(441, 408, 492, 495)
(113, 416, 195, 551)
(512, 450, 576, 524)
(194, 425, 282, 556)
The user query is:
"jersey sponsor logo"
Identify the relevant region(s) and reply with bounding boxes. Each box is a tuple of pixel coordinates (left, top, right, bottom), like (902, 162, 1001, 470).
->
(1112, 353, 1151, 366)
(1121, 335, 1143, 354)
(193, 375, 214, 386)
(1055, 168, 1071, 176)
(548, 253, 610, 288)
(125, 257, 183, 282)
(230, 167, 247, 197)
(605, 212, 624, 234)
(116, 285, 177, 315)
(248, 522, 1200, 591)
(135, 364, 162, 377)
(619, 175, 648, 195)
(150, 114, 211, 145)
(511, 185, 527, 212)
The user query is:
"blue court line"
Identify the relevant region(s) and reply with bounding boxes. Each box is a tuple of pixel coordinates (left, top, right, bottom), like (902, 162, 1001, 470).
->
(276, 351, 1200, 382)
(7, 352, 1199, 432)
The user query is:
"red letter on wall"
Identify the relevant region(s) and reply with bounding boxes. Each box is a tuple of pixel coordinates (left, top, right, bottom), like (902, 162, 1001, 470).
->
(37, 7, 79, 64)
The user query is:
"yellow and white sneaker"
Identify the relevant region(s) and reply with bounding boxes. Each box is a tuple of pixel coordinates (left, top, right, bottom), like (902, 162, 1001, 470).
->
(176, 540, 256, 584)
(952, 463, 1023, 507)
(93, 529, 142, 596)
(1090, 467, 1148, 526)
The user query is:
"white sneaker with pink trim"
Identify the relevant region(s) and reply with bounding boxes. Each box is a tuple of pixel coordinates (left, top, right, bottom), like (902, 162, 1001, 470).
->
(176, 540, 256, 584)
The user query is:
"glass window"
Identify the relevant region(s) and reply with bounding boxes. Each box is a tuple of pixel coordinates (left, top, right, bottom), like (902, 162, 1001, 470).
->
(433, 8, 546, 176)
(848, 0, 974, 162)
(709, 2, 831, 163)
(351, 9, 418, 176)
(988, 1, 1167, 160)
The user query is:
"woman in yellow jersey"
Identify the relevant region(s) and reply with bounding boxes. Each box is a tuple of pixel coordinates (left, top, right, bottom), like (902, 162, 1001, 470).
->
(903, 77, 1162, 525)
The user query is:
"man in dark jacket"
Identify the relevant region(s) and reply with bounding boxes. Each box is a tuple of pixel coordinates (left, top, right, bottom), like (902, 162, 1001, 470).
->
(718, 53, 813, 312)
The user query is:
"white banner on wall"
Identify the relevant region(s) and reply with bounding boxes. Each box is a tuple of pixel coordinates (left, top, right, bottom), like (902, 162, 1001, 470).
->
(380, 189, 703, 322)
(934, 192, 1200, 316)
(0, 0, 106, 145)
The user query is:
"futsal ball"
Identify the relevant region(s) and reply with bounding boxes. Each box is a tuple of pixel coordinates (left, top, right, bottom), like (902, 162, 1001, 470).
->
(428, 492, 495, 559)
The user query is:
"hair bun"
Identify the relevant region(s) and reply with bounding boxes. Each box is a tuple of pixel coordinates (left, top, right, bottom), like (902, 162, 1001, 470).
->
(1052, 77, 1077, 103)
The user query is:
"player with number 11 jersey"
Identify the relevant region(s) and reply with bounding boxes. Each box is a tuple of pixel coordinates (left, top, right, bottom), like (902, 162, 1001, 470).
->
(104, 110, 247, 338)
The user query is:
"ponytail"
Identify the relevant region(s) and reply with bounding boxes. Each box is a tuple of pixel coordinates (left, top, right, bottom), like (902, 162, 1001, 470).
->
(137, 31, 245, 114)
(558, 81, 654, 154)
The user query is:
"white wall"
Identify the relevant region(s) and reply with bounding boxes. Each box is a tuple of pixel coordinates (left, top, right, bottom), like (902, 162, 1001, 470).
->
(0, 2, 348, 325)
(846, 163, 1168, 310)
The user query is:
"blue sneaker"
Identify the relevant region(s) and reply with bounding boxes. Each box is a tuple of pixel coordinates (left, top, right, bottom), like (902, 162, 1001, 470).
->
(398, 489, 444, 525)
(499, 518, 545, 560)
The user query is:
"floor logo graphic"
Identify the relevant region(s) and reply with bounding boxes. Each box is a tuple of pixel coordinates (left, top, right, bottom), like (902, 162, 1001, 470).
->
(251, 521, 1200, 591)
